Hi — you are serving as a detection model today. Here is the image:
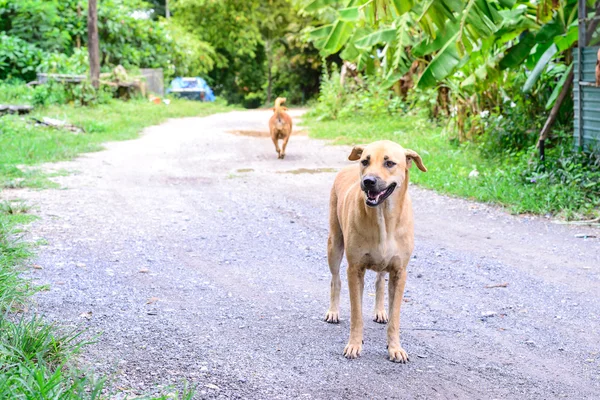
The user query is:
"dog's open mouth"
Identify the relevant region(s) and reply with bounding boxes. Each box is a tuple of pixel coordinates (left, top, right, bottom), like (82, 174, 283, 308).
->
(365, 183, 397, 207)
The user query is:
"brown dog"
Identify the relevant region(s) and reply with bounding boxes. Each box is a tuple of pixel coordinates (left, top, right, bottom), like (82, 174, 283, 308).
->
(269, 97, 293, 159)
(325, 140, 427, 362)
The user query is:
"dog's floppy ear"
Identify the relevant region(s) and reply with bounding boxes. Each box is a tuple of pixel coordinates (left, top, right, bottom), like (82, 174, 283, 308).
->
(405, 149, 427, 172)
(348, 145, 365, 161)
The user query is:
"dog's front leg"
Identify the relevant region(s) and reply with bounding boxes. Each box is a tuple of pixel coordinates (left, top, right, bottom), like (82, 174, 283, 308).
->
(344, 265, 365, 359)
(387, 265, 409, 363)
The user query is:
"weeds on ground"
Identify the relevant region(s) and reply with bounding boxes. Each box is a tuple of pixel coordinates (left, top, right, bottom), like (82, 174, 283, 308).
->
(0, 203, 34, 310)
(0, 204, 103, 398)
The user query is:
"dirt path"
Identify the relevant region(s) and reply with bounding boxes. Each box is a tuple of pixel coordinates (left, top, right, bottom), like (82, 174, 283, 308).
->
(7, 110, 600, 399)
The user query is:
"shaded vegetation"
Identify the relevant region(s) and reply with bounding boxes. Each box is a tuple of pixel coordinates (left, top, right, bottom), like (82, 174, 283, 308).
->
(305, 70, 599, 219)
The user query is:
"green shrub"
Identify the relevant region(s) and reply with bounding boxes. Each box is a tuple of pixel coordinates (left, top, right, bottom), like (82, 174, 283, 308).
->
(308, 66, 408, 120)
(38, 47, 89, 75)
(0, 0, 215, 82)
(523, 143, 600, 217)
(0, 33, 45, 81)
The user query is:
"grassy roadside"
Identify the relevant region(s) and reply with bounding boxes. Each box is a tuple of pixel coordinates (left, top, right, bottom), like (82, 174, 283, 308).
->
(0, 206, 196, 398)
(0, 204, 105, 398)
(303, 111, 599, 219)
(1, 97, 234, 188)
(1, 95, 231, 398)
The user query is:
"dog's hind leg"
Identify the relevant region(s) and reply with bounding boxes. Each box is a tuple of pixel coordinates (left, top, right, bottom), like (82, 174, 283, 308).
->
(271, 131, 281, 158)
(279, 130, 291, 159)
(325, 190, 343, 324)
(373, 272, 388, 323)
(387, 265, 409, 363)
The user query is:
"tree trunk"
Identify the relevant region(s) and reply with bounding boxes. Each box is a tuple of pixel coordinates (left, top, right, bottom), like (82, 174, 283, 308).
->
(76, 3, 81, 48)
(88, 0, 100, 89)
(537, 69, 573, 147)
(267, 41, 272, 105)
(166, 0, 170, 18)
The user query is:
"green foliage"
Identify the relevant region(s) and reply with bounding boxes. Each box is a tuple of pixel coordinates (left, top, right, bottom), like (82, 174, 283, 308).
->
(97, 0, 193, 77)
(525, 144, 600, 218)
(38, 47, 89, 75)
(0, 0, 82, 55)
(164, 21, 216, 77)
(173, 0, 322, 105)
(304, 111, 599, 219)
(0, 213, 33, 311)
(0, 0, 214, 81)
(0, 80, 114, 108)
(304, 0, 578, 140)
(309, 66, 407, 120)
(174, 0, 263, 68)
(309, 67, 345, 120)
(1, 0, 323, 106)
(0, 33, 45, 81)
(267, 6, 323, 104)
(173, 0, 268, 105)
(471, 61, 573, 153)
(0, 205, 105, 398)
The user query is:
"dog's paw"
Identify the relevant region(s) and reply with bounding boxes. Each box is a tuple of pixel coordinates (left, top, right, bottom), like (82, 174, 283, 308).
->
(279, 153, 286, 159)
(324, 310, 339, 324)
(388, 346, 409, 363)
(343, 341, 362, 359)
(373, 309, 388, 324)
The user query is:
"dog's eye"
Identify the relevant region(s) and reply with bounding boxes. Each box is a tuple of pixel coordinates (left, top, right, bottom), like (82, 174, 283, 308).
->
(361, 159, 369, 166)
(385, 161, 396, 168)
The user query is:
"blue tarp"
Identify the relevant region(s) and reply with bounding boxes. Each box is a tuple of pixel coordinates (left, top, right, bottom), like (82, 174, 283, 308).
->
(167, 77, 215, 102)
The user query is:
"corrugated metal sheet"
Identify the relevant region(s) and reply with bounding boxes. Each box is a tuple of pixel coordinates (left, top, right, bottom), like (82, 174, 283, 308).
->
(574, 46, 600, 150)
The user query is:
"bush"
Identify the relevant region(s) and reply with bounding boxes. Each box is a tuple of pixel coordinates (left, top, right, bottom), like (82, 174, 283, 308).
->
(0, 81, 115, 108)
(0, 33, 45, 81)
(523, 143, 600, 218)
(308, 65, 408, 120)
(38, 47, 89, 75)
(0, 0, 215, 82)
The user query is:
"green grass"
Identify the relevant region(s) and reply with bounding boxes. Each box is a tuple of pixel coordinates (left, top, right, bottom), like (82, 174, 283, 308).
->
(303, 111, 599, 219)
(0, 204, 35, 311)
(0, 97, 234, 188)
(0, 202, 106, 399)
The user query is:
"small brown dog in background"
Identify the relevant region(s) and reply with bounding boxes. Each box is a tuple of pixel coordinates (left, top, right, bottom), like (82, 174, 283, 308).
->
(269, 97, 293, 159)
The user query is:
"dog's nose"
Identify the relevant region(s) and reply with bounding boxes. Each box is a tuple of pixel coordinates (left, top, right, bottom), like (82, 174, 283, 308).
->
(362, 176, 377, 188)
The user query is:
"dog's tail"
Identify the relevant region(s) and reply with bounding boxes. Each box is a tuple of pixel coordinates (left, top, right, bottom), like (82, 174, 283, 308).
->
(274, 97, 287, 118)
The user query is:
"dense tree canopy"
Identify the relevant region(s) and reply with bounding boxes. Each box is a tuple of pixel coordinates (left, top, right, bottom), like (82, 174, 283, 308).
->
(173, 0, 323, 106)
(0, 0, 214, 81)
(303, 0, 582, 139)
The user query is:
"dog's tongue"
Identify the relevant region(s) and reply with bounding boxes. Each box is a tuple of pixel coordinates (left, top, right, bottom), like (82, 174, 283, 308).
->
(368, 190, 382, 201)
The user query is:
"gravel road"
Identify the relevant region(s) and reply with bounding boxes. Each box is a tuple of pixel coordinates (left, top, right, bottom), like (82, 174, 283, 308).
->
(8, 109, 600, 399)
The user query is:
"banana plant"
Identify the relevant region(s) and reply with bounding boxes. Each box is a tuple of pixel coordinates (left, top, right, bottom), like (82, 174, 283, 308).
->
(303, 0, 572, 96)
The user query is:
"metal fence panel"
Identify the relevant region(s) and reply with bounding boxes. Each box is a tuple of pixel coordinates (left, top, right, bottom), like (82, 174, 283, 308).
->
(573, 46, 600, 150)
